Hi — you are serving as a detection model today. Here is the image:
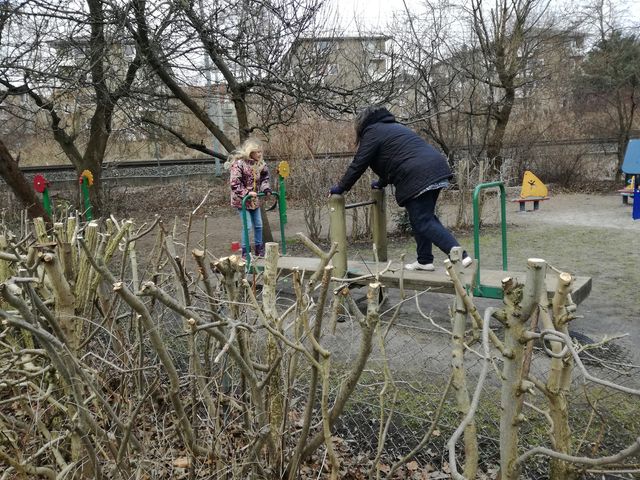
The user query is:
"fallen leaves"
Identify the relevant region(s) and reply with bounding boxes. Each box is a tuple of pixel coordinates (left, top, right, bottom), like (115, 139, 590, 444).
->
(172, 456, 190, 469)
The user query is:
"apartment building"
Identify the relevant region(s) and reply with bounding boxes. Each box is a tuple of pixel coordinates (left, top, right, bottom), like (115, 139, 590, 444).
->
(289, 35, 390, 89)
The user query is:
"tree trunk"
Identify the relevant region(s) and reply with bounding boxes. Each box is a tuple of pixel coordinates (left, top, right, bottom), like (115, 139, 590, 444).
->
(81, 114, 109, 217)
(548, 393, 578, 480)
(499, 278, 528, 480)
(0, 140, 51, 223)
(548, 272, 578, 480)
(615, 136, 629, 184)
(486, 89, 515, 177)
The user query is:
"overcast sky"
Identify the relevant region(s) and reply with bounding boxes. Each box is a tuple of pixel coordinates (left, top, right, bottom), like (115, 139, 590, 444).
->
(331, 0, 640, 34)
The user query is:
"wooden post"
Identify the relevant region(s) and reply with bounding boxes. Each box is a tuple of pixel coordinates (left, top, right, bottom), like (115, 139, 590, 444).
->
(548, 271, 577, 480)
(33, 217, 49, 244)
(371, 188, 387, 262)
(328, 194, 347, 278)
(75, 221, 99, 317)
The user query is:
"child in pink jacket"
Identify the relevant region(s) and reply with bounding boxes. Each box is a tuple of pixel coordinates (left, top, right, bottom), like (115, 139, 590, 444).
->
(228, 139, 271, 257)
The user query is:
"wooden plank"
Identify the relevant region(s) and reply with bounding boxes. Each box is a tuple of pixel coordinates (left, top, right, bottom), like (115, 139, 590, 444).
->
(265, 256, 592, 305)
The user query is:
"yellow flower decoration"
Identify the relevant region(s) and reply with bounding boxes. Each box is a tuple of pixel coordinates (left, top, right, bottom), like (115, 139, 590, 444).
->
(80, 169, 94, 186)
(277, 161, 290, 179)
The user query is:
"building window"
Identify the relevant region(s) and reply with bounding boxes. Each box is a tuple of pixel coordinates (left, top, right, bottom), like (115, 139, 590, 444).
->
(363, 40, 383, 55)
(316, 41, 331, 54)
(367, 59, 386, 79)
(123, 44, 136, 60)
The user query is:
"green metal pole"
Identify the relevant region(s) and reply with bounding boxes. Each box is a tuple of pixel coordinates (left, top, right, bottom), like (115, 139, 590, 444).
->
(42, 188, 52, 217)
(500, 187, 507, 269)
(241, 194, 252, 271)
(81, 177, 93, 221)
(279, 175, 287, 255)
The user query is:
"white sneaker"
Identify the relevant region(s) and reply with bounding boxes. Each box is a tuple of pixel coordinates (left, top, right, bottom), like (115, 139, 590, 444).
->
(462, 256, 473, 268)
(405, 261, 435, 271)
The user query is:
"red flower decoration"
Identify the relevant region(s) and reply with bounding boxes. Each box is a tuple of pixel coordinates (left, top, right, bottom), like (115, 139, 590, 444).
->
(33, 174, 49, 193)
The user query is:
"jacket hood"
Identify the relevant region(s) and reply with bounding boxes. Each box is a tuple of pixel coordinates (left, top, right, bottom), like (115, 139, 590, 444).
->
(355, 106, 396, 140)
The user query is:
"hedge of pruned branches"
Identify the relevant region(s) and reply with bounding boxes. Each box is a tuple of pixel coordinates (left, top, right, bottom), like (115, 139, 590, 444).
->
(1, 214, 639, 480)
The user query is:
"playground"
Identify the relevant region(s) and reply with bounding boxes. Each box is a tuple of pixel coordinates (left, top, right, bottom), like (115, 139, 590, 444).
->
(3, 171, 640, 479)
(20, 170, 640, 363)
(120, 182, 640, 361)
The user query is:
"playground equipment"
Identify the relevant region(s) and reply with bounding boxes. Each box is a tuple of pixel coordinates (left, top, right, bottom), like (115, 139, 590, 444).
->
(79, 169, 94, 221)
(473, 182, 507, 299)
(328, 188, 387, 278)
(30, 169, 93, 220)
(619, 176, 635, 204)
(511, 170, 549, 212)
(621, 139, 640, 219)
(265, 184, 592, 304)
(33, 174, 52, 217)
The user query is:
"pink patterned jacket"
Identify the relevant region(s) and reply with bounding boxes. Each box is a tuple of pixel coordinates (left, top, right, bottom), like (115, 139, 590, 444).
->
(229, 158, 271, 210)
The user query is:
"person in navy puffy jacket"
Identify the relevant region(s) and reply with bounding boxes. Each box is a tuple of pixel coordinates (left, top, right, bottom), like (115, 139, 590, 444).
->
(330, 105, 472, 271)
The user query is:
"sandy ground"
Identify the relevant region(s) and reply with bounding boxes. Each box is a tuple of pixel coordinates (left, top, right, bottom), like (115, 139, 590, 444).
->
(502, 191, 640, 231)
(166, 190, 640, 252)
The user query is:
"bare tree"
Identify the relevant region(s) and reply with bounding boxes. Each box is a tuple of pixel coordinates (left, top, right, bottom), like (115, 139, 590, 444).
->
(0, 139, 50, 222)
(390, 1, 474, 158)
(574, 0, 640, 183)
(0, 0, 143, 216)
(464, 0, 558, 175)
(129, 0, 323, 150)
(128, 0, 402, 155)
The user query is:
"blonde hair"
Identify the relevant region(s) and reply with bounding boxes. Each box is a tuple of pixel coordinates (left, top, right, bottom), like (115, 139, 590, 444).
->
(223, 150, 243, 171)
(239, 138, 264, 163)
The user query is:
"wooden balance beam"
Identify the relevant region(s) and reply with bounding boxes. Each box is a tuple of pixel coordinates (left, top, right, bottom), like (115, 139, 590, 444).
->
(264, 256, 592, 306)
(290, 188, 591, 305)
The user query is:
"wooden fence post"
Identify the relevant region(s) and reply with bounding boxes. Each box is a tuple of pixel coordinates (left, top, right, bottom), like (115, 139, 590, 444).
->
(328, 194, 347, 277)
(371, 188, 387, 262)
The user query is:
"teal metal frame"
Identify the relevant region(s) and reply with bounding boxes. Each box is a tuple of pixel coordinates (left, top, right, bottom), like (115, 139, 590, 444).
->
(81, 177, 93, 221)
(241, 191, 286, 272)
(472, 181, 508, 299)
(278, 175, 287, 228)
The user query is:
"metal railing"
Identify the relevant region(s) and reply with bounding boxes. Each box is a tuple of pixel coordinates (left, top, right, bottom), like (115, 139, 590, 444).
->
(472, 181, 508, 299)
